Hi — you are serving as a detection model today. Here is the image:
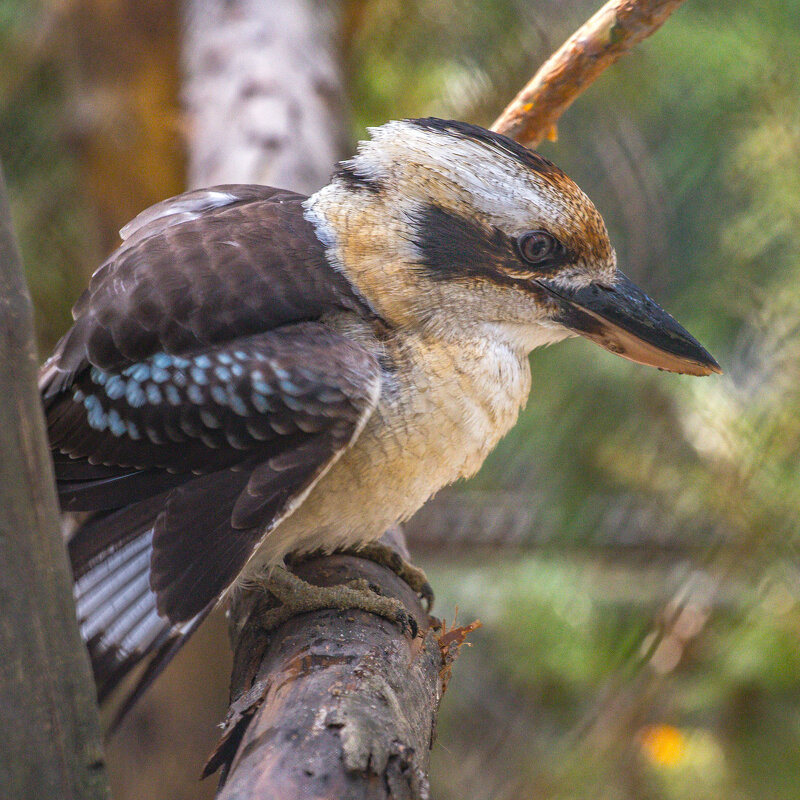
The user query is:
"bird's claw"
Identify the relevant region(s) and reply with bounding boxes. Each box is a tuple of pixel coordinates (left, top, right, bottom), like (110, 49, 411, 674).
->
(258, 566, 421, 639)
(333, 542, 435, 612)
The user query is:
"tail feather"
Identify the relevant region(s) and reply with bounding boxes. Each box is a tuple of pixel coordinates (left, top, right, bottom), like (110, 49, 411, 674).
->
(102, 589, 163, 658)
(77, 549, 153, 646)
(74, 530, 152, 629)
(69, 499, 209, 719)
(106, 611, 211, 731)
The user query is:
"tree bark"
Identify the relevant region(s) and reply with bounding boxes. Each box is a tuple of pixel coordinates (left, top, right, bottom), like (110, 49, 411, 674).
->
(491, 0, 689, 147)
(0, 164, 109, 799)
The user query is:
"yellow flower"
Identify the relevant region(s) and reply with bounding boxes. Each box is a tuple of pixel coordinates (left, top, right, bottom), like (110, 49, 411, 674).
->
(638, 724, 686, 767)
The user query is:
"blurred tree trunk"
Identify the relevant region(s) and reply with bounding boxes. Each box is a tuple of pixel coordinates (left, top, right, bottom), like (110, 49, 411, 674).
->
(181, 3, 451, 798)
(0, 163, 109, 799)
(182, 0, 348, 193)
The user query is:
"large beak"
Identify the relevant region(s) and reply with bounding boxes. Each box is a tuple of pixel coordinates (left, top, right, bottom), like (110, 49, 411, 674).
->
(538, 272, 721, 376)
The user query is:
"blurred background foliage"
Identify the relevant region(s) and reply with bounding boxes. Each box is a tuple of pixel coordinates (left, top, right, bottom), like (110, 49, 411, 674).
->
(2, 0, 800, 798)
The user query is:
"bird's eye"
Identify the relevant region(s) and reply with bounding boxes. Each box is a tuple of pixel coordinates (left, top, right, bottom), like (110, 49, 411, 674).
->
(517, 230, 557, 265)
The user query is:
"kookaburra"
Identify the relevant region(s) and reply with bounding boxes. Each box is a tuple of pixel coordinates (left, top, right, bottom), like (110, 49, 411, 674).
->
(40, 118, 719, 708)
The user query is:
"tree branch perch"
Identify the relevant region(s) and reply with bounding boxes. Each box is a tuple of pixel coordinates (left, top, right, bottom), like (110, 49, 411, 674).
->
(207, 537, 446, 799)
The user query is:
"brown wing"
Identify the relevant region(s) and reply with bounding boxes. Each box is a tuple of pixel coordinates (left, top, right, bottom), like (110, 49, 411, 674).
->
(57, 321, 381, 612)
(41, 185, 382, 712)
(40, 184, 370, 400)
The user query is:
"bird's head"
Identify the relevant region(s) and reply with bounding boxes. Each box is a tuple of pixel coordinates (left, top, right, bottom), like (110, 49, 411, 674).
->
(305, 118, 720, 376)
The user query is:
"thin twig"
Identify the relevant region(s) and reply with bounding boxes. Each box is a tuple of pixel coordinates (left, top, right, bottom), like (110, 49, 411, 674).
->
(491, 0, 688, 147)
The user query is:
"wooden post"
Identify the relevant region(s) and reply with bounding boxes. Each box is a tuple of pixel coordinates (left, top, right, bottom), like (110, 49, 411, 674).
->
(0, 163, 109, 799)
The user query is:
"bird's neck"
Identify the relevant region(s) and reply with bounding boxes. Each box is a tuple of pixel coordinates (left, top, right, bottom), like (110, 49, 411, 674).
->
(304, 180, 426, 327)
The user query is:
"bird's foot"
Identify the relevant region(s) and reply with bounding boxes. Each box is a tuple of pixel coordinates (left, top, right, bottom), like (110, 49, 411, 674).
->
(259, 565, 420, 638)
(332, 541, 434, 612)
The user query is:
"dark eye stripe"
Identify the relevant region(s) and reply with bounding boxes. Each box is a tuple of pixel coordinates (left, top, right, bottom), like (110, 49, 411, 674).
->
(412, 203, 516, 281)
(412, 203, 573, 285)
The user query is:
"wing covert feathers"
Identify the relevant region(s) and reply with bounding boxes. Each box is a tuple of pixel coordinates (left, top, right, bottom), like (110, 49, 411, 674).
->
(48, 323, 379, 509)
(39, 184, 369, 400)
